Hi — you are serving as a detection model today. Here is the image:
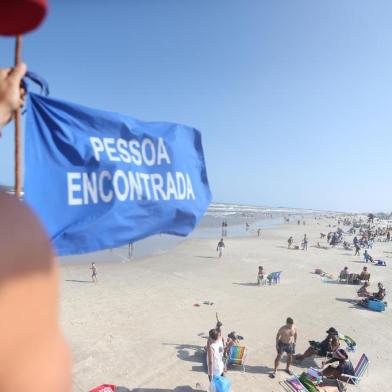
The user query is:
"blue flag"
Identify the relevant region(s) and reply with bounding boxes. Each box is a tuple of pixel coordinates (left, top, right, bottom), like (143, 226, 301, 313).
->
(24, 93, 211, 256)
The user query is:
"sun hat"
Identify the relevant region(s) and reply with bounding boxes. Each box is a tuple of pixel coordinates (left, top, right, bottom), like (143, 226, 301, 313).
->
(326, 327, 338, 335)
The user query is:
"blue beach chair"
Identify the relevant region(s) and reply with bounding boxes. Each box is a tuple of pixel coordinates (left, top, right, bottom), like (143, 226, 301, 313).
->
(267, 271, 282, 285)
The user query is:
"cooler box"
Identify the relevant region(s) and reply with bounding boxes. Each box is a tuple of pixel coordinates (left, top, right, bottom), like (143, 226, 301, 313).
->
(368, 300, 385, 312)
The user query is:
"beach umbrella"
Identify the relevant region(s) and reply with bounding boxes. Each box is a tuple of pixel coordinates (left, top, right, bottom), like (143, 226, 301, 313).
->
(0, 0, 48, 197)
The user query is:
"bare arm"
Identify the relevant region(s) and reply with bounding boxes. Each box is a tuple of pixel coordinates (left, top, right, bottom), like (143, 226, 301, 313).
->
(276, 327, 282, 346)
(0, 193, 71, 391)
(294, 328, 298, 344)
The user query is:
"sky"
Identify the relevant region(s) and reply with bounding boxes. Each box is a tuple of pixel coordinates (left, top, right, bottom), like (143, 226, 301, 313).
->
(1, 0, 392, 212)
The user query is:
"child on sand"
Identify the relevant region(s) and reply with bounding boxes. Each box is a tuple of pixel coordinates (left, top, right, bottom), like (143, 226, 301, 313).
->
(257, 266, 265, 285)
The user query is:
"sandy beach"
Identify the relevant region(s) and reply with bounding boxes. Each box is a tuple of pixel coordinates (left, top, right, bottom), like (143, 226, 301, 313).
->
(60, 216, 391, 392)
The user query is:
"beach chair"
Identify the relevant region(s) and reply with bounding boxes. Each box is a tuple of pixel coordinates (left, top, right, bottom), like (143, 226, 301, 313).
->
(225, 345, 247, 372)
(340, 353, 369, 388)
(267, 271, 282, 285)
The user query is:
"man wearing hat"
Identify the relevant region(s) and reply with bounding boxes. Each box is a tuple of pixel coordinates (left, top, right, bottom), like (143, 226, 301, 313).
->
(321, 348, 355, 381)
(294, 327, 340, 361)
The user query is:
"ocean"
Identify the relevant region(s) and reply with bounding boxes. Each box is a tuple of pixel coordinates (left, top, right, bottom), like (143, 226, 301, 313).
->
(60, 202, 318, 264)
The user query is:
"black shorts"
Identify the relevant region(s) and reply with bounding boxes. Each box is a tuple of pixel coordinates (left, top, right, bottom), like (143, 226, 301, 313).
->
(277, 340, 295, 354)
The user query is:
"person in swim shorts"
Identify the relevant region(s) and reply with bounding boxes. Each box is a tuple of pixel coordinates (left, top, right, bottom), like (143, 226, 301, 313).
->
(270, 317, 297, 378)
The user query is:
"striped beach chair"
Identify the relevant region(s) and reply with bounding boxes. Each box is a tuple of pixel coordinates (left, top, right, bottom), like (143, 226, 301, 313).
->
(279, 375, 308, 392)
(226, 345, 247, 372)
(341, 353, 369, 388)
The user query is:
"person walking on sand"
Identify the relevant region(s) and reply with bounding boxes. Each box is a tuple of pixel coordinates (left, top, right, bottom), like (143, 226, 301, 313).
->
(91, 262, 98, 283)
(257, 228, 261, 238)
(270, 317, 297, 378)
(354, 242, 360, 256)
(216, 238, 225, 258)
(287, 236, 293, 249)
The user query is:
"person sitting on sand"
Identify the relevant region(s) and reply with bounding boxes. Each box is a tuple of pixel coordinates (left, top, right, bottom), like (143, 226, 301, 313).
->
(224, 331, 244, 359)
(257, 266, 265, 285)
(371, 283, 386, 301)
(287, 236, 293, 249)
(294, 327, 340, 362)
(321, 348, 355, 382)
(270, 317, 297, 378)
(207, 328, 225, 381)
(216, 238, 225, 258)
(339, 267, 349, 281)
(357, 282, 370, 297)
(359, 266, 370, 281)
(363, 250, 374, 263)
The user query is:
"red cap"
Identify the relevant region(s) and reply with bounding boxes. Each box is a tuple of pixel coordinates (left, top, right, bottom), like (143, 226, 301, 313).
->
(0, 0, 48, 36)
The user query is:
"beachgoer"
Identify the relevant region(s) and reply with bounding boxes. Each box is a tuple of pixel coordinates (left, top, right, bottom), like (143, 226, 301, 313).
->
(216, 238, 225, 258)
(91, 262, 98, 282)
(270, 317, 297, 378)
(357, 282, 370, 297)
(321, 349, 355, 382)
(359, 266, 370, 281)
(354, 243, 360, 256)
(257, 266, 265, 285)
(302, 234, 308, 251)
(224, 331, 241, 358)
(387, 231, 391, 241)
(339, 266, 349, 281)
(287, 236, 293, 249)
(207, 328, 225, 381)
(371, 282, 386, 300)
(257, 228, 261, 237)
(363, 250, 373, 263)
(294, 327, 340, 361)
(0, 64, 72, 391)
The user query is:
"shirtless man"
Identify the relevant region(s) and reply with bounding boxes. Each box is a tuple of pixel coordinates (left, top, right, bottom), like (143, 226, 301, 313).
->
(270, 317, 297, 378)
(0, 65, 71, 391)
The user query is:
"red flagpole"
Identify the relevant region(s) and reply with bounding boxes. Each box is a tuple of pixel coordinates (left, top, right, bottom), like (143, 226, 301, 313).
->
(14, 35, 22, 198)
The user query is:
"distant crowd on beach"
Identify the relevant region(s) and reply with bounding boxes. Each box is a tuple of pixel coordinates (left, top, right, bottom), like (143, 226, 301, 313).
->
(206, 213, 388, 391)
